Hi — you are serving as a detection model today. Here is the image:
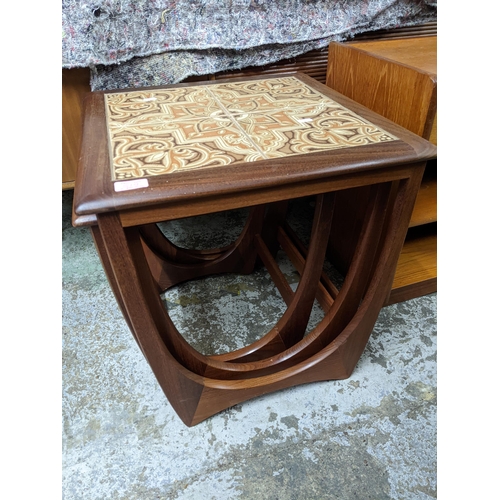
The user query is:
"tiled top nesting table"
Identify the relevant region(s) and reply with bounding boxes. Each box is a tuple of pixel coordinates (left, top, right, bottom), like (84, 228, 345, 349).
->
(73, 73, 436, 426)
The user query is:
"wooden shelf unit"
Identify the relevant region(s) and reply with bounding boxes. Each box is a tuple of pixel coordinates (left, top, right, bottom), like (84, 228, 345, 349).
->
(325, 36, 437, 305)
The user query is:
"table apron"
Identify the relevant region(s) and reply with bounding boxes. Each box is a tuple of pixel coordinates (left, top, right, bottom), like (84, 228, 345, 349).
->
(118, 163, 424, 227)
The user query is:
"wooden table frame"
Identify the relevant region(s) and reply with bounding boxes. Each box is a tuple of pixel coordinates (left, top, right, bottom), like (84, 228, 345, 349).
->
(73, 73, 436, 426)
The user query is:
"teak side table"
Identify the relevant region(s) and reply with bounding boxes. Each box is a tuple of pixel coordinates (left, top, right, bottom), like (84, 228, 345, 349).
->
(72, 73, 436, 426)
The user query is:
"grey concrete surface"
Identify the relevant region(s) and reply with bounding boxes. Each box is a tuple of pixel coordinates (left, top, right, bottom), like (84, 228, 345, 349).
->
(62, 190, 437, 499)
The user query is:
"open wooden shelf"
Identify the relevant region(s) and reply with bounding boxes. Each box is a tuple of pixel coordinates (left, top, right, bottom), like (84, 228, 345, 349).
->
(387, 225, 437, 305)
(409, 175, 437, 228)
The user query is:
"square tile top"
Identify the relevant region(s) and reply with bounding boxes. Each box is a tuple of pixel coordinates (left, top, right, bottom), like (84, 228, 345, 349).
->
(104, 76, 398, 180)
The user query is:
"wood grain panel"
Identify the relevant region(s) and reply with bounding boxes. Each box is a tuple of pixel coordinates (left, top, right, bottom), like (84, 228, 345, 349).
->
(326, 38, 437, 139)
(409, 177, 437, 227)
(386, 230, 437, 305)
(348, 36, 436, 74)
(62, 68, 90, 189)
(429, 115, 437, 146)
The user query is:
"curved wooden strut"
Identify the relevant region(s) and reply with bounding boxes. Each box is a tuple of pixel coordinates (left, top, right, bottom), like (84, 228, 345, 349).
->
(139, 204, 267, 291)
(138, 194, 336, 369)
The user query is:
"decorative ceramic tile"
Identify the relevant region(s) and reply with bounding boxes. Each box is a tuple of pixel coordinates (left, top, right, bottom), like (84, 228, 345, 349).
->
(105, 77, 398, 180)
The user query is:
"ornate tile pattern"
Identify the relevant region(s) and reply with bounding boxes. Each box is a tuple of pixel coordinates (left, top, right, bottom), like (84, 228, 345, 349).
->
(105, 77, 398, 180)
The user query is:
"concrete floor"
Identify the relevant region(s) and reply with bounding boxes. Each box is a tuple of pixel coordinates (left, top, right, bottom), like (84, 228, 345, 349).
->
(62, 189, 437, 499)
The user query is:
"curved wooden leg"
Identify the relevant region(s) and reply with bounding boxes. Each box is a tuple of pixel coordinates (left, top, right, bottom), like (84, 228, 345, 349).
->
(90, 225, 141, 351)
(141, 204, 267, 291)
(140, 200, 289, 266)
(260, 200, 290, 259)
(95, 193, 335, 378)
(130, 194, 336, 369)
(202, 181, 392, 378)
(181, 169, 426, 425)
(139, 224, 236, 264)
(211, 192, 336, 362)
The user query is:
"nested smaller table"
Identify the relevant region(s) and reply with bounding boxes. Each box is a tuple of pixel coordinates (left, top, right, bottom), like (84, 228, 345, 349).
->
(72, 73, 436, 426)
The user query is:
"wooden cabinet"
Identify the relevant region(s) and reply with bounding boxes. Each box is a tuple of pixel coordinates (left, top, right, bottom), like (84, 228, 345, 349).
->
(62, 68, 91, 190)
(325, 36, 437, 305)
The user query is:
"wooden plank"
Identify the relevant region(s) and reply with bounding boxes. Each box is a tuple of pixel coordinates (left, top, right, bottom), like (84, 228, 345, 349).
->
(429, 114, 437, 146)
(326, 39, 437, 139)
(409, 177, 437, 227)
(62, 68, 90, 186)
(348, 36, 437, 75)
(386, 231, 437, 305)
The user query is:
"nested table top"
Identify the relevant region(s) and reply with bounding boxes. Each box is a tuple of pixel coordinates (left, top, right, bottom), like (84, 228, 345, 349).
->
(73, 72, 436, 224)
(105, 75, 398, 180)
